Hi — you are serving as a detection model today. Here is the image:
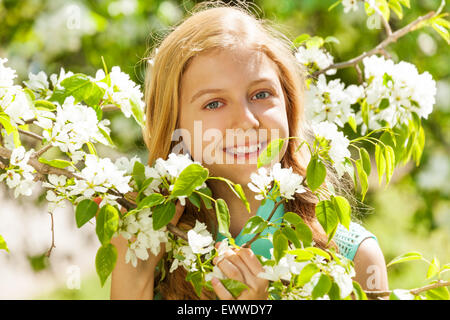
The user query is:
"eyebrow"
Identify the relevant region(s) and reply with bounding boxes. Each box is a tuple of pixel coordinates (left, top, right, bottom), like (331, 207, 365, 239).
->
(190, 78, 275, 103)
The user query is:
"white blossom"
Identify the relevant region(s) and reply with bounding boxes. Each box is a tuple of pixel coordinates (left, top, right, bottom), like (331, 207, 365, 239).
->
(295, 47, 336, 75)
(187, 220, 215, 255)
(248, 163, 305, 200)
(41, 96, 111, 160)
(305, 74, 362, 128)
(312, 121, 351, 177)
(248, 167, 273, 200)
(0, 146, 36, 197)
(328, 263, 355, 298)
(342, 0, 359, 13)
(119, 209, 169, 267)
(94, 66, 145, 121)
(68, 154, 131, 199)
(357, 55, 436, 132)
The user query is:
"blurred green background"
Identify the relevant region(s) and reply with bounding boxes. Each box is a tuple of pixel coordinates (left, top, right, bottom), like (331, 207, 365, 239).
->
(1, 0, 449, 299)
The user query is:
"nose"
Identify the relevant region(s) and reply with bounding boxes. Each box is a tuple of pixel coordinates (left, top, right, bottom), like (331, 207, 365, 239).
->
(230, 99, 260, 131)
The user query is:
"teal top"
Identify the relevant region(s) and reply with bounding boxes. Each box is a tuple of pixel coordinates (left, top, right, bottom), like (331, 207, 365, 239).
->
(216, 196, 377, 261)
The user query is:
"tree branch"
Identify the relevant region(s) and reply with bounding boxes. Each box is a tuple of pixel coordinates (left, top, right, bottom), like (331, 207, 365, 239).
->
(364, 280, 450, 299)
(45, 211, 56, 257)
(313, 11, 436, 77)
(0, 145, 189, 242)
(241, 199, 285, 248)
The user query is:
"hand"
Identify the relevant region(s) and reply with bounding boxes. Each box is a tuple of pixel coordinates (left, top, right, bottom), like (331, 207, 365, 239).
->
(211, 244, 269, 300)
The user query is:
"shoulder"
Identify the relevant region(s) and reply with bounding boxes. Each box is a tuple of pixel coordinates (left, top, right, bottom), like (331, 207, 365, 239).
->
(353, 237, 389, 292)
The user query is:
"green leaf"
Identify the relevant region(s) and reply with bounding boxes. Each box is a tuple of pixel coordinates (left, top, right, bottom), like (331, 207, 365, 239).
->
(332, 195, 351, 229)
(54, 73, 105, 106)
(316, 200, 339, 237)
(427, 257, 440, 279)
(352, 281, 368, 300)
(294, 222, 313, 247)
(425, 286, 450, 300)
(324, 36, 340, 45)
(306, 155, 327, 192)
(361, 100, 369, 127)
(95, 243, 117, 287)
(137, 193, 165, 210)
(197, 187, 213, 209)
(348, 115, 357, 133)
(384, 145, 395, 185)
(186, 271, 204, 298)
(257, 138, 284, 168)
(96, 205, 119, 245)
(305, 36, 324, 49)
(359, 147, 371, 176)
(34, 100, 56, 111)
(152, 201, 176, 230)
(0, 235, 9, 253)
(412, 126, 425, 166)
(376, 0, 390, 23)
(282, 226, 302, 248)
(242, 216, 268, 235)
(220, 279, 249, 298)
(86, 142, 97, 155)
(132, 161, 146, 190)
(398, 0, 410, 8)
(328, 0, 341, 12)
(39, 157, 72, 169)
(0, 112, 15, 135)
(130, 97, 145, 128)
(328, 282, 341, 300)
(215, 199, 231, 238)
(188, 192, 202, 211)
(288, 248, 315, 261)
(75, 199, 99, 228)
(387, 251, 423, 267)
(378, 98, 390, 110)
(296, 263, 319, 286)
(273, 229, 288, 263)
(293, 33, 310, 47)
(312, 274, 332, 299)
(375, 144, 385, 185)
(234, 184, 250, 213)
(171, 164, 209, 198)
(389, 0, 403, 19)
(305, 247, 331, 261)
(98, 126, 115, 147)
(283, 212, 304, 226)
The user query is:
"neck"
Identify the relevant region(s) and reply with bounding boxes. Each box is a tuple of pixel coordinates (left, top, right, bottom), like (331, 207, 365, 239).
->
(208, 179, 261, 238)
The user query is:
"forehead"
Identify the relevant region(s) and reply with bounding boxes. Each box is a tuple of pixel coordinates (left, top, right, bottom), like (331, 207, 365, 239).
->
(180, 47, 281, 93)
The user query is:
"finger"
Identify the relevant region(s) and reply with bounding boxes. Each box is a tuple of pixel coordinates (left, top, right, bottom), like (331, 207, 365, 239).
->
(217, 258, 245, 283)
(225, 251, 255, 285)
(236, 247, 264, 277)
(211, 277, 235, 300)
(170, 200, 185, 226)
(236, 248, 268, 289)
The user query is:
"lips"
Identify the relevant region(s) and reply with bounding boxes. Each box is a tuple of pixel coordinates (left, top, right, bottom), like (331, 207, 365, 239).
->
(223, 141, 267, 158)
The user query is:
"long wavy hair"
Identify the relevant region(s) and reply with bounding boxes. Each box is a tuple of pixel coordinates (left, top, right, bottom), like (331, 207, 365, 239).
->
(142, 1, 348, 300)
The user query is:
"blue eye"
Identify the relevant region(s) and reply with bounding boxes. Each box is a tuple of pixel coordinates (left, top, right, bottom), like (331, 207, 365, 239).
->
(204, 100, 223, 110)
(253, 91, 271, 100)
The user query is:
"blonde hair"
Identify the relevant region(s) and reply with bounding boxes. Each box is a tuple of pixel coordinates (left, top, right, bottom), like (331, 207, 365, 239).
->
(143, 1, 341, 300)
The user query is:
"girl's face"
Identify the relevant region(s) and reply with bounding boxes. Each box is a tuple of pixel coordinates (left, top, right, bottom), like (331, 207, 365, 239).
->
(178, 46, 289, 186)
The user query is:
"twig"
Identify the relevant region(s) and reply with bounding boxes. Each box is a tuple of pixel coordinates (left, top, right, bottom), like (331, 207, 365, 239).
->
(0, 145, 189, 242)
(241, 199, 285, 248)
(18, 129, 44, 141)
(32, 143, 53, 159)
(45, 211, 56, 257)
(365, 0, 392, 36)
(313, 11, 436, 77)
(364, 280, 450, 299)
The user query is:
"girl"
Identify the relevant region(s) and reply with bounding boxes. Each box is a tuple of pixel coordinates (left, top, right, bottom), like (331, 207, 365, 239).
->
(110, 2, 389, 300)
